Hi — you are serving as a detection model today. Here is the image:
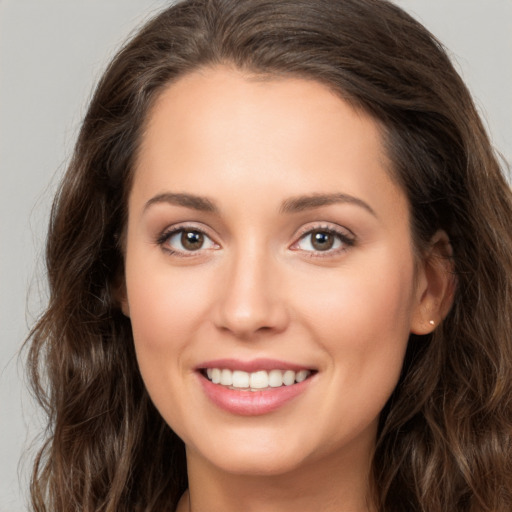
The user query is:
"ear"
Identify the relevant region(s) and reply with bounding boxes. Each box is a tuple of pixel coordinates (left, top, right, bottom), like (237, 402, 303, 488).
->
(410, 230, 456, 334)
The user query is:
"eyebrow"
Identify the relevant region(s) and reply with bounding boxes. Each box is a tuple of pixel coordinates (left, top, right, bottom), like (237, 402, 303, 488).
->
(280, 193, 377, 217)
(143, 191, 376, 217)
(144, 193, 219, 213)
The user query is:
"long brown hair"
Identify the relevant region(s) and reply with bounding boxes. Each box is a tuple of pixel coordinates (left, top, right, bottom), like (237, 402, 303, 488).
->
(27, 0, 512, 510)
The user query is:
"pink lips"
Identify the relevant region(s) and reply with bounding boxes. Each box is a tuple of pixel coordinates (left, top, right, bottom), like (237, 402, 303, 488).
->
(197, 358, 315, 416)
(197, 358, 311, 373)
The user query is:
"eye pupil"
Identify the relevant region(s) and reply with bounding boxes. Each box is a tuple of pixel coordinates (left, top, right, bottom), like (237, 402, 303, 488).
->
(181, 230, 204, 250)
(311, 230, 334, 251)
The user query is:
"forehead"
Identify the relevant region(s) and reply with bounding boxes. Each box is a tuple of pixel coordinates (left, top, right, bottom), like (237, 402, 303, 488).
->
(131, 66, 407, 222)
(140, 67, 384, 157)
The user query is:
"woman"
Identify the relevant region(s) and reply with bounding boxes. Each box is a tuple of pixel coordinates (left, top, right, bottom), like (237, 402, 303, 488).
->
(27, 0, 512, 511)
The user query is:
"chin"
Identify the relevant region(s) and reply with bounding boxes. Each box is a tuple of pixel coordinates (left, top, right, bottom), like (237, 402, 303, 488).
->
(187, 430, 314, 477)
(208, 450, 308, 477)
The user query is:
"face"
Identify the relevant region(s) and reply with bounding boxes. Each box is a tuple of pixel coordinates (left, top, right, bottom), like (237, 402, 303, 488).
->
(122, 67, 430, 478)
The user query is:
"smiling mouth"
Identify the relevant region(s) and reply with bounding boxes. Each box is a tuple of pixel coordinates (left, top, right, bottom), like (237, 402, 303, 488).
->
(201, 368, 314, 391)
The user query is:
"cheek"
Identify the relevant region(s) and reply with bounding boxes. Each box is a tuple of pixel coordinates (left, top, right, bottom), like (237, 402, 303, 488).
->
(125, 248, 210, 341)
(292, 250, 415, 413)
(123, 253, 215, 393)
(297, 249, 416, 342)
(123, 258, 215, 424)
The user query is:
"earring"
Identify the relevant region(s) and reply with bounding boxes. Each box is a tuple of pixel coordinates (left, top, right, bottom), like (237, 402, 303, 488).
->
(429, 320, 435, 326)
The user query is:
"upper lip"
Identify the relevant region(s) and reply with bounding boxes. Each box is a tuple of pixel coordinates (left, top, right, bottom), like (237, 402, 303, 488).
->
(196, 358, 314, 373)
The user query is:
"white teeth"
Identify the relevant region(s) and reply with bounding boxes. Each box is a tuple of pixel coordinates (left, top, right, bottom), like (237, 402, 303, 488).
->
(295, 370, 309, 383)
(250, 370, 269, 389)
(211, 368, 221, 384)
(268, 369, 283, 387)
(283, 370, 295, 386)
(204, 368, 312, 389)
(220, 369, 233, 386)
(232, 370, 250, 388)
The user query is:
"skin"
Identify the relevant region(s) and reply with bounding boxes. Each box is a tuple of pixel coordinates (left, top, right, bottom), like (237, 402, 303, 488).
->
(121, 66, 452, 512)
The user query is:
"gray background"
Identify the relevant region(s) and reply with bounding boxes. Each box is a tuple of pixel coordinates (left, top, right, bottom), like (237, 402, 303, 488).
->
(1, 1, 510, 510)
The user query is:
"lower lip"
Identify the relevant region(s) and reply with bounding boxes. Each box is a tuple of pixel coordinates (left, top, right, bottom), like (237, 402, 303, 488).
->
(198, 373, 313, 416)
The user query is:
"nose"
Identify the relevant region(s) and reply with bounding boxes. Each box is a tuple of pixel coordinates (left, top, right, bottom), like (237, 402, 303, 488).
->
(213, 246, 289, 339)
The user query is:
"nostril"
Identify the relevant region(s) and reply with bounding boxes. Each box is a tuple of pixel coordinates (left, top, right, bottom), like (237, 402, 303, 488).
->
(213, 300, 290, 339)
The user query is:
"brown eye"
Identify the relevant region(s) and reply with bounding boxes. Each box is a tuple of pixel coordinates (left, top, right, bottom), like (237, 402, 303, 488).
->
(293, 227, 354, 254)
(310, 230, 335, 251)
(161, 228, 218, 254)
(181, 230, 204, 251)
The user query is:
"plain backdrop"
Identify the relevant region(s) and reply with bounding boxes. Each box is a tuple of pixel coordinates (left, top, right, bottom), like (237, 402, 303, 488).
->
(0, 1, 510, 510)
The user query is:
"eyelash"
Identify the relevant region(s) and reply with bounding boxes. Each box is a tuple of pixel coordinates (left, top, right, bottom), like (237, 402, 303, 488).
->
(155, 224, 356, 258)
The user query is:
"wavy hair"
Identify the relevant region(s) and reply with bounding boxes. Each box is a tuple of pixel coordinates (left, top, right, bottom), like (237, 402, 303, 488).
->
(27, 0, 512, 510)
